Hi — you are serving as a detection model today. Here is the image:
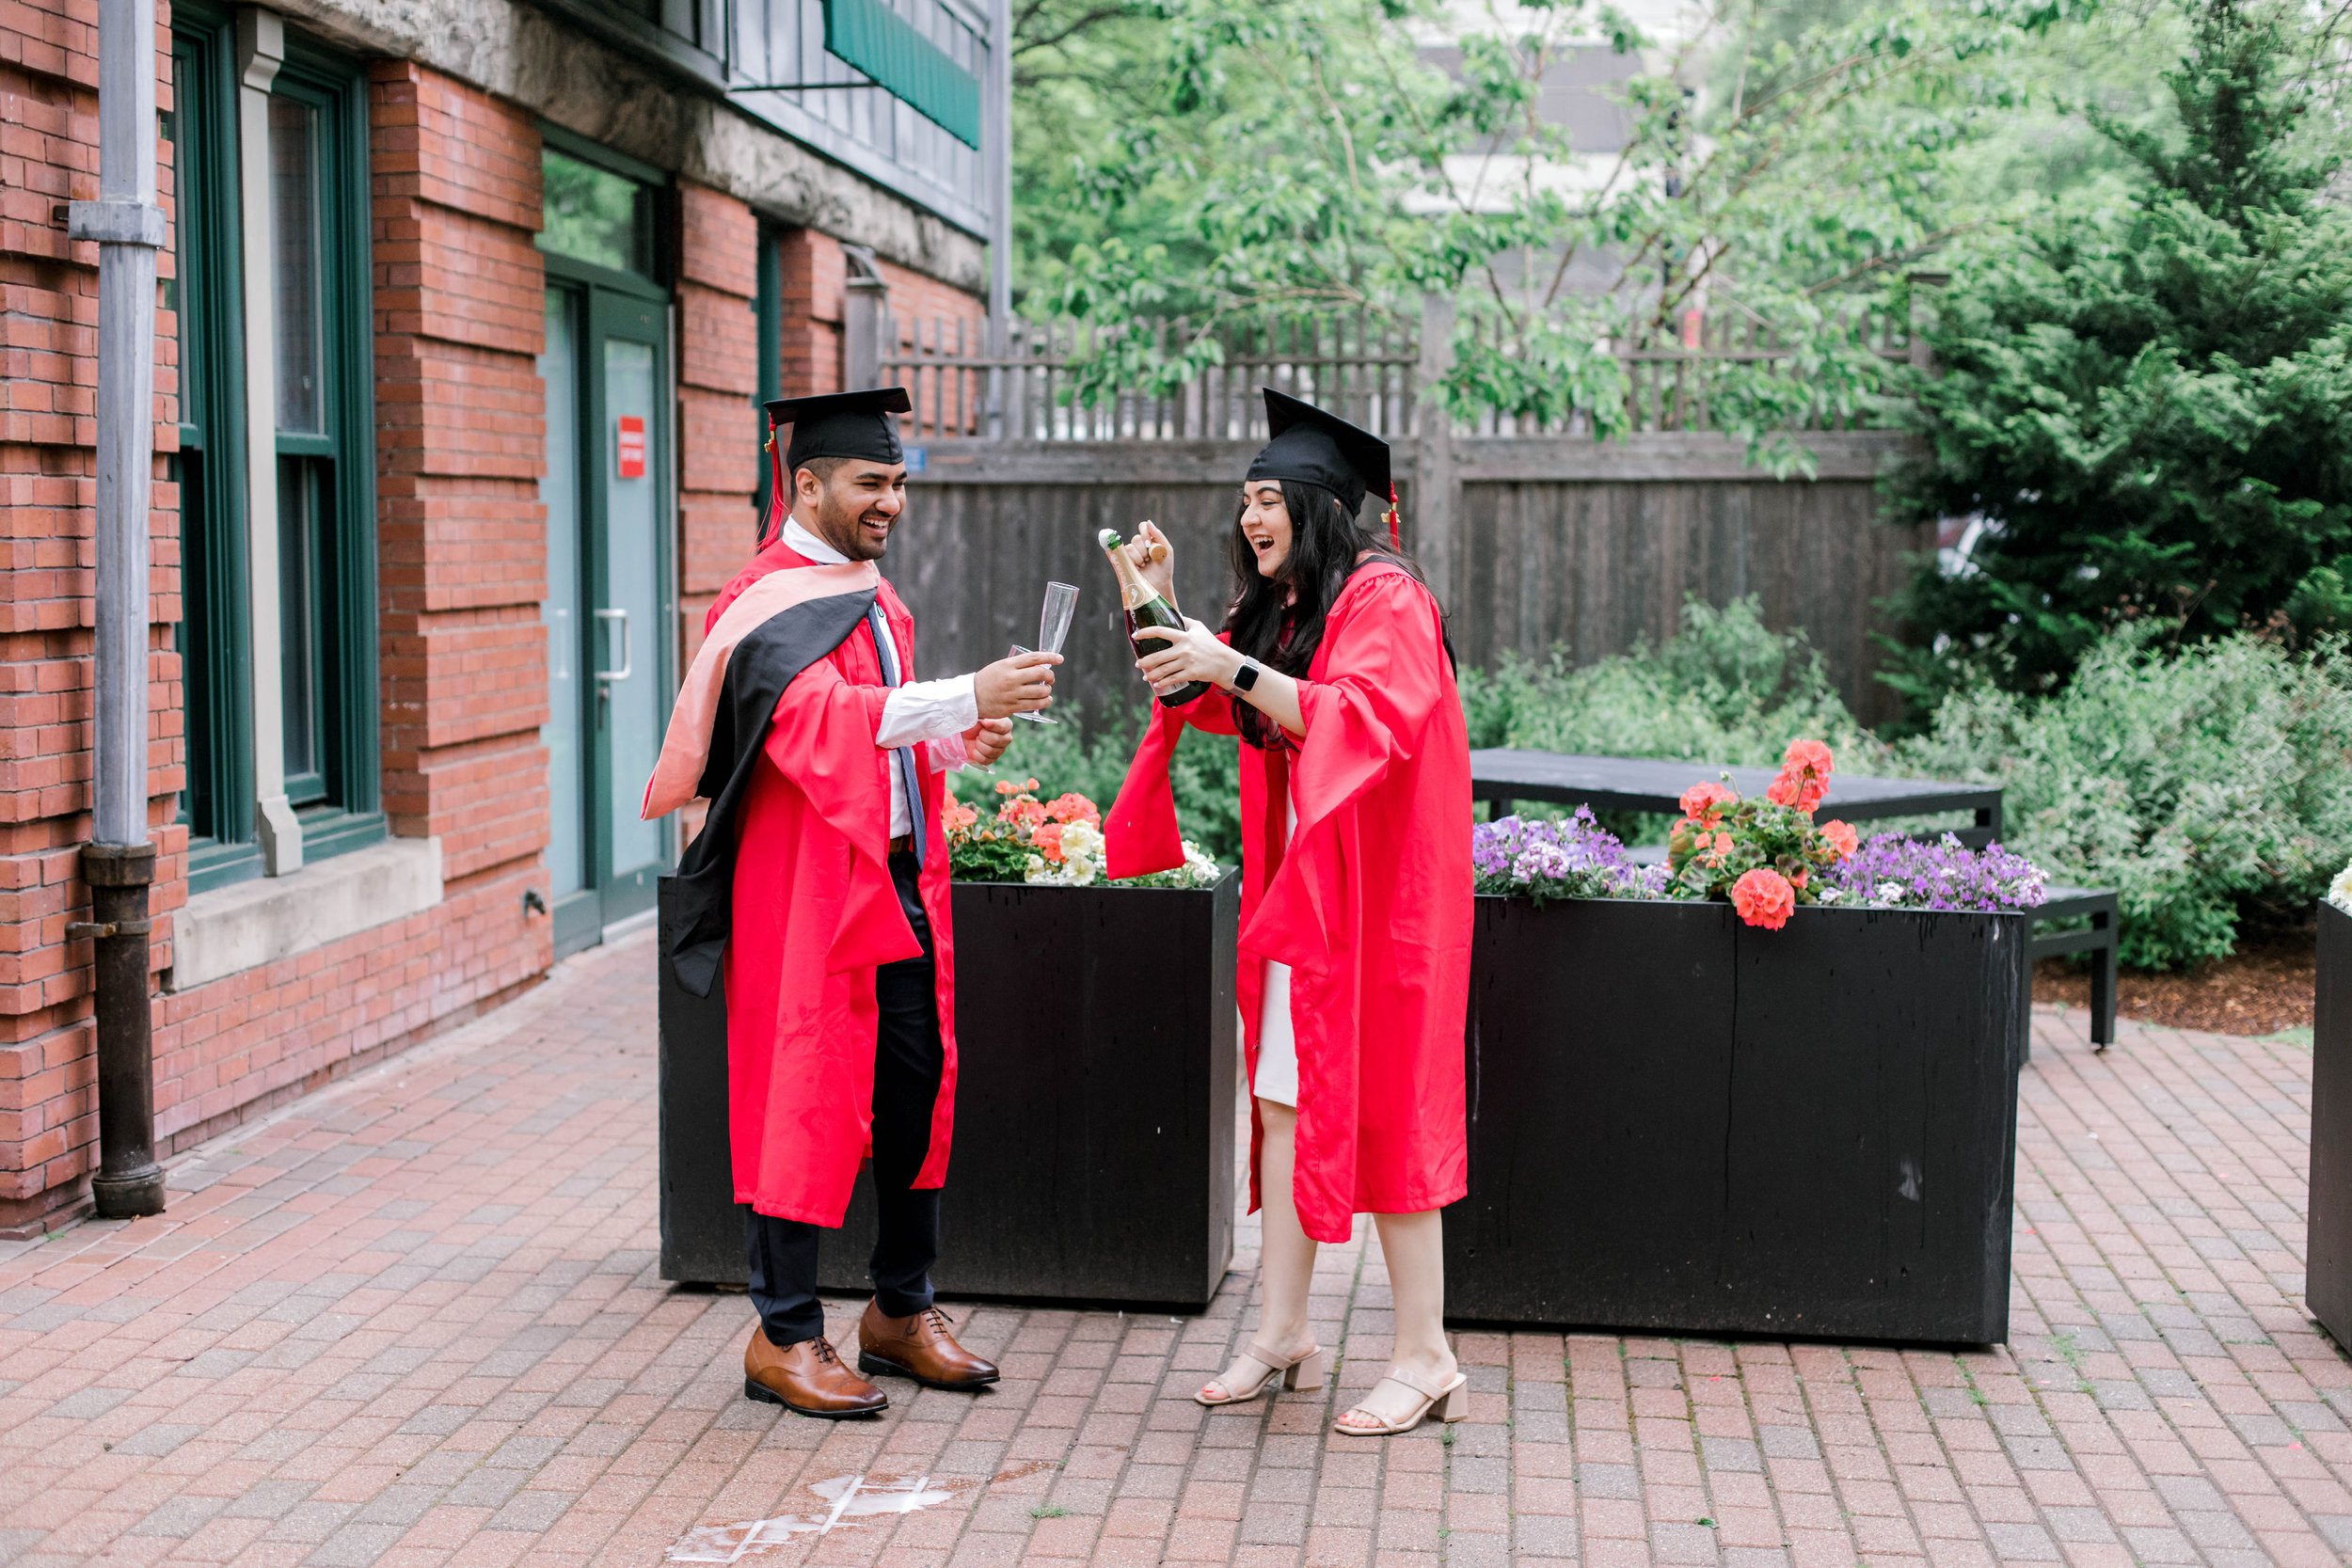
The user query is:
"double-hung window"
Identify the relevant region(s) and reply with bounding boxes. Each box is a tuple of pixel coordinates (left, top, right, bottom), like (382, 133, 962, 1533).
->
(167, 4, 381, 894)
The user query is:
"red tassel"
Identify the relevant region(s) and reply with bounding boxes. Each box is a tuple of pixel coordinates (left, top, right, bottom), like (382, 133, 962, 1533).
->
(759, 423, 785, 547)
(1386, 483, 1402, 550)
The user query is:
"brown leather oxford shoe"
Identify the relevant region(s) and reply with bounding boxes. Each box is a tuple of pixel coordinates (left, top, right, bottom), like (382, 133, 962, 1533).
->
(742, 1324, 887, 1418)
(856, 1300, 1000, 1390)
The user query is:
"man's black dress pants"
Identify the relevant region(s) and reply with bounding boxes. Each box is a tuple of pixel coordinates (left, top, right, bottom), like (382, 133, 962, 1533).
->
(746, 850, 944, 1349)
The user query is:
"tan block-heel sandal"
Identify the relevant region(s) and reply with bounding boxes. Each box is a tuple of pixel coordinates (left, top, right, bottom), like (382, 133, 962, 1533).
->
(1332, 1367, 1470, 1435)
(1194, 1340, 1326, 1407)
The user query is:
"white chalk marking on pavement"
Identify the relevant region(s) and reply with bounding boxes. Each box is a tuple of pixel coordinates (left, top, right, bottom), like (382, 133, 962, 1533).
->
(666, 1471, 956, 1561)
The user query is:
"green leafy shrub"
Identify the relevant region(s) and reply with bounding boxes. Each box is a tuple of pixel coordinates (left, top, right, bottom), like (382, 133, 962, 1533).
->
(1892, 628, 2352, 967)
(953, 696, 1244, 870)
(1460, 598, 1884, 767)
(1454, 600, 2352, 969)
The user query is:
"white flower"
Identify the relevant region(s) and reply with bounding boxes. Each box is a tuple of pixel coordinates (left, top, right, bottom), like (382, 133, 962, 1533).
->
(2330, 863, 2352, 914)
(1875, 879, 1911, 906)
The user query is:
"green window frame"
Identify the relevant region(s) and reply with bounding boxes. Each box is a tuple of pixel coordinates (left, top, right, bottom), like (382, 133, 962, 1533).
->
(269, 39, 383, 863)
(169, 1, 256, 891)
(167, 8, 382, 895)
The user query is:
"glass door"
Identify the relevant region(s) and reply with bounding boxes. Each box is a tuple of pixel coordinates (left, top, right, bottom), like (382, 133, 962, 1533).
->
(537, 133, 674, 956)
(540, 275, 674, 955)
(540, 285, 593, 952)
(590, 291, 671, 928)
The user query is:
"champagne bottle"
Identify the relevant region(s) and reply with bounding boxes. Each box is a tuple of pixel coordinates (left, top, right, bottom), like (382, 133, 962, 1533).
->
(1099, 528, 1213, 708)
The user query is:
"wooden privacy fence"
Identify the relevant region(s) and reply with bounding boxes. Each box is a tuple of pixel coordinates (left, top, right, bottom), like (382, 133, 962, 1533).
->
(890, 432, 1925, 731)
(849, 294, 1928, 727)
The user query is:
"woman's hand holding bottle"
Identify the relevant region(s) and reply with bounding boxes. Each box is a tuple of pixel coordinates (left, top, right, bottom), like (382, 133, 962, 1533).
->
(1124, 521, 1176, 604)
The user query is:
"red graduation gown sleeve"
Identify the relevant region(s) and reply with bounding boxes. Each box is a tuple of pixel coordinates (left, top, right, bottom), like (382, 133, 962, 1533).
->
(721, 564, 959, 1227)
(1107, 567, 1471, 1243)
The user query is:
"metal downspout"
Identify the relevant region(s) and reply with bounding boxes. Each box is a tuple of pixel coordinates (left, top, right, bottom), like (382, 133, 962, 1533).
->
(68, 0, 167, 1218)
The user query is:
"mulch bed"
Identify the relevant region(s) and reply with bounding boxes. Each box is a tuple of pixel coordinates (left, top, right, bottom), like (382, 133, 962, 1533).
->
(2035, 925, 2316, 1037)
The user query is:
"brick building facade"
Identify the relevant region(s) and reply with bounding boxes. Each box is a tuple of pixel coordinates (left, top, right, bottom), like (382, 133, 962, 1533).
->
(1, 0, 991, 1232)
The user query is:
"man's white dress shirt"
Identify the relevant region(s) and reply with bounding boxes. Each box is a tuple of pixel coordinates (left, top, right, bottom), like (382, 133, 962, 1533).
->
(782, 517, 977, 838)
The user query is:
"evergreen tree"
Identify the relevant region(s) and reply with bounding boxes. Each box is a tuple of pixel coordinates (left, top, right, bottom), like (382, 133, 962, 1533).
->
(1889, 0, 2352, 698)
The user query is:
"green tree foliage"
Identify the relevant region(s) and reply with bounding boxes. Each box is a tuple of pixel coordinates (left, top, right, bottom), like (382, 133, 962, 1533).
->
(1888, 0, 2352, 696)
(1015, 0, 2069, 466)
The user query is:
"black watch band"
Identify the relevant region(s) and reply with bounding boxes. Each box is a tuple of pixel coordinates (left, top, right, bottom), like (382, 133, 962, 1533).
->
(1232, 658, 1261, 692)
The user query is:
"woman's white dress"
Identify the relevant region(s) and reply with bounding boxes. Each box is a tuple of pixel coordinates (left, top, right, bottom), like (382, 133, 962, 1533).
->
(1253, 795, 1300, 1108)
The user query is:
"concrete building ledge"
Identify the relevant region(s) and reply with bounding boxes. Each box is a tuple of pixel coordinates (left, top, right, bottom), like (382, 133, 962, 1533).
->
(170, 836, 444, 991)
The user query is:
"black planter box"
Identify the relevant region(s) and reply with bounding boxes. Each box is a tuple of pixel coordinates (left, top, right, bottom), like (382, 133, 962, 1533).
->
(1444, 896, 2026, 1346)
(2311, 902, 2352, 1351)
(659, 872, 1240, 1310)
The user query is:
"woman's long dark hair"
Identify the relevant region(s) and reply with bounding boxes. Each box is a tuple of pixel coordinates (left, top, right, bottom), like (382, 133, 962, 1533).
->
(1221, 479, 1445, 748)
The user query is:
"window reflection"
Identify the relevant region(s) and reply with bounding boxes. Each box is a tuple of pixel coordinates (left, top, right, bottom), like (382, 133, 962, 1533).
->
(270, 95, 324, 435)
(538, 149, 651, 274)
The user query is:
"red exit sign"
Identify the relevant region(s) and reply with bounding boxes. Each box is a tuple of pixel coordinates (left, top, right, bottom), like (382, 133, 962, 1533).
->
(616, 415, 646, 480)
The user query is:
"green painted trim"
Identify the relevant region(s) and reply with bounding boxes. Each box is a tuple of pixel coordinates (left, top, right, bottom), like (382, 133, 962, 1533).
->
(541, 246, 672, 305)
(274, 39, 382, 838)
(171, 2, 254, 893)
(188, 839, 264, 895)
(753, 227, 781, 528)
(296, 806, 387, 863)
(822, 0, 981, 149)
(538, 121, 669, 188)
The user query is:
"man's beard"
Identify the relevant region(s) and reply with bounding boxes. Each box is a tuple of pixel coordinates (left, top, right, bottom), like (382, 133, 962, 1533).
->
(810, 496, 893, 561)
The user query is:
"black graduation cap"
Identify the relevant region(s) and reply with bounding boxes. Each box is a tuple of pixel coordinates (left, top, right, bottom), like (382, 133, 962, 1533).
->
(764, 387, 913, 473)
(1246, 388, 1392, 517)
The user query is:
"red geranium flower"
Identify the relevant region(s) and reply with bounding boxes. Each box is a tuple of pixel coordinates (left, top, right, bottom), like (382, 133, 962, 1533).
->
(1679, 781, 1738, 827)
(1730, 867, 1797, 930)
(1033, 822, 1064, 863)
(1782, 738, 1835, 778)
(1045, 792, 1101, 826)
(1820, 819, 1859, 860)
(1767, 770, 1828, 814)
(944, 800, 979, 832)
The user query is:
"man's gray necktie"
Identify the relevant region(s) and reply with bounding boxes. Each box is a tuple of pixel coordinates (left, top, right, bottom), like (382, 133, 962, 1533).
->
(868, 600, 926, 868)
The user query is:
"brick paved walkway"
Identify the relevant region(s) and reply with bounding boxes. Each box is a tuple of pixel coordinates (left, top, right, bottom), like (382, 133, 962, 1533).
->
(1, 932, 2346, 1568)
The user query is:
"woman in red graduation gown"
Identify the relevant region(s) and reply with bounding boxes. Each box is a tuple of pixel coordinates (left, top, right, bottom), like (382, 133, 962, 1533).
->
(1106, 389, 1472, 1437)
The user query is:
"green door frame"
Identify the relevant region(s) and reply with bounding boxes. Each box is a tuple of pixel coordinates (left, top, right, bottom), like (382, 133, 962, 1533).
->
(544, 250, 675, 956)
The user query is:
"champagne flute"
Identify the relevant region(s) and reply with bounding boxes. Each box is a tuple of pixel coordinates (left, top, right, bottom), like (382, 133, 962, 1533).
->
(1012, 581, 1079, 724)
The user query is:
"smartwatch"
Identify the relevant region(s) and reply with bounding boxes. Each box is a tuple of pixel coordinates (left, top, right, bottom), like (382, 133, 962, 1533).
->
(1232, 658, 1262, 693)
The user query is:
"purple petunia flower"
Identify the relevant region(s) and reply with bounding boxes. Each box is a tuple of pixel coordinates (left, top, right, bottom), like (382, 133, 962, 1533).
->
(1823, 833, 2048, 912)
(1472, 807, 1663, 903)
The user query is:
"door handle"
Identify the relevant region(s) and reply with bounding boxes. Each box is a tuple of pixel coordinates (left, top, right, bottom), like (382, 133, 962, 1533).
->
(594, 607, 632, 682)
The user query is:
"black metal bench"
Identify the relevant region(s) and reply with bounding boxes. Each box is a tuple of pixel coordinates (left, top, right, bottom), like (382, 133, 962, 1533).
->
(2031, 886, 2120, 1047)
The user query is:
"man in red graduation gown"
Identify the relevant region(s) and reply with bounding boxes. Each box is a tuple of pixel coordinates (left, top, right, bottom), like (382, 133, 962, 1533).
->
(644, 387, 1058, 1418)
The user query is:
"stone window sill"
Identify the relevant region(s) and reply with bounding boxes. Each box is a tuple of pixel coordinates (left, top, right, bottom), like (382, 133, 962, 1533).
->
(168, 836, 444, 991)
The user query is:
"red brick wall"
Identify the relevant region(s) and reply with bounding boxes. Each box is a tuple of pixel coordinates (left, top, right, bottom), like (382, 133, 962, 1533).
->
(140, 60, 553, 1206)
(0, 33, 556, 1234)
(770, 229, 985, 443)
(371, 62, 550, 876)
(676, 183, 760, 651)
(146, 61, 554, 1193)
